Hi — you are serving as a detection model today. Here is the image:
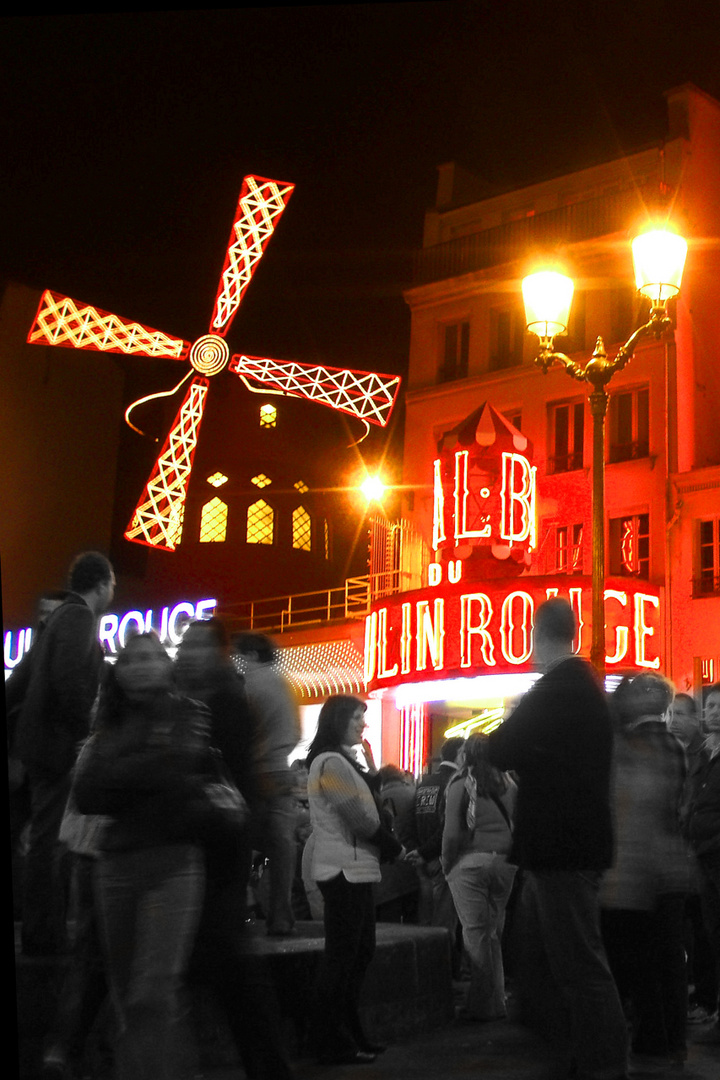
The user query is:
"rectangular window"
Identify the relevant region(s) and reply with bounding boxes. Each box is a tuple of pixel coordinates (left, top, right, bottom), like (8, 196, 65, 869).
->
(609, 387, 649, 463)
(609, 513, 649, 578)
(439, 321, 469, 383)
(562, 290, 586, 353)
(555, 523, 583, 574)
(549, 401, 584, 474)
(695, 518, 720, 597)
(490, 305, 526, 370)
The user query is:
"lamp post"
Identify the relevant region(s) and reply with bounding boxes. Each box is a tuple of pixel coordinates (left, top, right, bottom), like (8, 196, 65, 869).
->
(522, 228, 688, 679)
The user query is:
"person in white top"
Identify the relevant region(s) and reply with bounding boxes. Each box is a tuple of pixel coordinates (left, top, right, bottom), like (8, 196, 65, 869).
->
(305, 695, 401, 1066)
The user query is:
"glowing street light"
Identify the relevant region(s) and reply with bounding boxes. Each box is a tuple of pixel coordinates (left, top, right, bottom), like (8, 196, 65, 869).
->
(360, 475, 387, 503)
(522, 227, 687, 677)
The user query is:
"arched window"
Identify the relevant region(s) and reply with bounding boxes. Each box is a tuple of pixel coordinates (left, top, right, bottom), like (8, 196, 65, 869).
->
(247, 499, 274, 545)
(292, 506, 312, 551)
(199, 497, 228, 542)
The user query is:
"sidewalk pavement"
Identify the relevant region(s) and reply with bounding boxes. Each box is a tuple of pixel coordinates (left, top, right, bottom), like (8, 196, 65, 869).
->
(203, 1012, 720, 1080)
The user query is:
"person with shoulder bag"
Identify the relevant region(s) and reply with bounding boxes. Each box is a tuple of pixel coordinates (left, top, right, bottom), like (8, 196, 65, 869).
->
(442, 732, 517, 1021)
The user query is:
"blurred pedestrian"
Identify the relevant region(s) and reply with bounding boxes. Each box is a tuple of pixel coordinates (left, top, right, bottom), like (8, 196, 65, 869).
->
(234, 632, 300, 936)
(668, 692, 719, 1024)
(406, 738, 465, 968)
(684, 683, 720, 1045)
(374, 764, 419, 923)
(305, 695, 401, 1065)
(601, 674, 689, 1068)
(175, 618, 295, 1080)
(73, 633, 210, 1080)
(14, 552, 115, 956)
(486, 598, 628, 1080)
(442, 732, 517, 1021)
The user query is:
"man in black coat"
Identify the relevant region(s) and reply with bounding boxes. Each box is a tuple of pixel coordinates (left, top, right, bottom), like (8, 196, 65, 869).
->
(486, 598, 628, 1080)
(13, 551, 114, 956)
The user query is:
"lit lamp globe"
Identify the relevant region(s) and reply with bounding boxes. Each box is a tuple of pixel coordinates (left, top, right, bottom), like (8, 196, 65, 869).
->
(360, 476, 386, 503)
(522, 270, 574, 342)
(631, 228, 688, 306)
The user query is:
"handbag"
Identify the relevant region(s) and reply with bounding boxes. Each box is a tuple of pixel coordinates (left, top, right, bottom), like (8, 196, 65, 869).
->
(200, 745, 250, 840)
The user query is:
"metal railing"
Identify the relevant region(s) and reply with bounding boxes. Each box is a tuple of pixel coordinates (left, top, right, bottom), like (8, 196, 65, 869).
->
(222, 569, 414, 635)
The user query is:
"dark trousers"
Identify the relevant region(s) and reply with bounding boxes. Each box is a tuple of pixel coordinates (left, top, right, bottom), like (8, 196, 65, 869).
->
(311, 874, 376, 1060)
(188, 846, 295, 1080)
(21, 766, 72, 954)
(602, 896, 687, 1056)
(46, 854, 109, 1064)
(697, 852, 720, 1015)
(517, 870, 629, 1080)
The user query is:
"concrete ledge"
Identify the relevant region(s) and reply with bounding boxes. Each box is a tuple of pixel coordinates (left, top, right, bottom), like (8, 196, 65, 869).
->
(15, 921, 454, 1077)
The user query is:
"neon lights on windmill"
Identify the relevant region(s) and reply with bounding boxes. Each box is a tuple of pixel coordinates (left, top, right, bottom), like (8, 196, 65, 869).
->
(28, 175, 401, 551)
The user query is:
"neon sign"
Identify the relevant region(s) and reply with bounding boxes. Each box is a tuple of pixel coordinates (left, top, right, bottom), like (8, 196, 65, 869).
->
(28, 176, 401, 552)
(4, 597, 217, 674)
(364, 577, 661, 691)
(433, 403, 536, 578)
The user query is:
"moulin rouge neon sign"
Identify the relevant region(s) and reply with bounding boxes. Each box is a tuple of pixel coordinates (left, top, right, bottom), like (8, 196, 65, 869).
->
(364, 572, 661, 690)
(3, 597, 217, 673)
(365, 400, 662, 690)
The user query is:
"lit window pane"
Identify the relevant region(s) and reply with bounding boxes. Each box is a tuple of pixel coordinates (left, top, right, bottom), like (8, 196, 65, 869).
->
(260, 404, 277, 428)
(199, 498, 228, 543)
(247, 500, 274, 544)
(294, 479, 309, 493)
(293, 506, 312, 551)
(251, 473, 271, 488)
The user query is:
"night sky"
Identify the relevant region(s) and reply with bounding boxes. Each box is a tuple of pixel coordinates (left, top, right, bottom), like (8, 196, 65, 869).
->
(3, 2, 719, 383)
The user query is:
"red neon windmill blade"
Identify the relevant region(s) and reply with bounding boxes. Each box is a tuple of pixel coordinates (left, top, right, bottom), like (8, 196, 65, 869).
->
(27, 174, 401, 552)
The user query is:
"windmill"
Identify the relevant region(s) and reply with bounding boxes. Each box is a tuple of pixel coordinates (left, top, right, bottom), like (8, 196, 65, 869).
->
(27, 175, 401, 552)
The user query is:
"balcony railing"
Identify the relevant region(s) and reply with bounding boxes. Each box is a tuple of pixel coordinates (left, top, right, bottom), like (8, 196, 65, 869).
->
(413, 183, 655, 286)
(222, 569, 413, 635)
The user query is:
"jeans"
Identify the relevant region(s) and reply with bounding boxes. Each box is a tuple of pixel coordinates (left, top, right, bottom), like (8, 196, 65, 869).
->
(311, 873, 376, 1060)
(253, 770, 298, 933)
(46, 854, 108, 1063)
(447, 855, 516, 1018)
(94, 845, 204, 1080)
(517, 869, 628, 1080)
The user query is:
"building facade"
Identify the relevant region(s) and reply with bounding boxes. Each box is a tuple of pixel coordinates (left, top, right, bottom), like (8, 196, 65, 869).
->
(366, 83, 720, 768)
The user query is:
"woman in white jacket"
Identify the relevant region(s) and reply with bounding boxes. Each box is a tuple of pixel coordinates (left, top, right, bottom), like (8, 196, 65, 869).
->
(306, 695, 401, 1065)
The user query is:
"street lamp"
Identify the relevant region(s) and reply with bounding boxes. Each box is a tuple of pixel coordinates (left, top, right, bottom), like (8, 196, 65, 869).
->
(522, 227, 688, 678)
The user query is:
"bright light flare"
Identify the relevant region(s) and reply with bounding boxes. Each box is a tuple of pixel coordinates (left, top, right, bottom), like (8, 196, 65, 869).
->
(522, 271, 574, 340)
(631, 228, 687, 304)
(360, 476, 387, 503)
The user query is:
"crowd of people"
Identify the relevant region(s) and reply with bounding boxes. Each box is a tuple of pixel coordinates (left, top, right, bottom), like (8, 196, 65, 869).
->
(7, 558, 720, 1080)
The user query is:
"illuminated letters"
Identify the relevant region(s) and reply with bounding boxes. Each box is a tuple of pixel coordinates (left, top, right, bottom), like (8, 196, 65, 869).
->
(634, 592, 660, 669)
(364, 612, 377, 683)
(416, 599, 445, 672)
(500, 453, 537, 547)
(428, 563, 442, 586)
(401, 603, 413, 674)
(604, 590, 629, 664)
(460, 594, 496, 668)
(455, 451, 492, 543)
(432, 459, 446, 548)
(377, 608, 398, 679)
(500, 591, 534, 665)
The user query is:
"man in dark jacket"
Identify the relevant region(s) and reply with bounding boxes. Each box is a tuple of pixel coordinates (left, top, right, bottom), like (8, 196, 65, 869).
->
(486, 598, 628, 1080)
(13, 551, 114, 956)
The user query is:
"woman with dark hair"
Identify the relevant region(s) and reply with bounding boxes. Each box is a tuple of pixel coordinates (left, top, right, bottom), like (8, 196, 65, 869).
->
(442, 732, 517, 1021)
(305, 695, 401, 1066)
(601, 673, 689, 1069)
(73, 633, 211, 1080)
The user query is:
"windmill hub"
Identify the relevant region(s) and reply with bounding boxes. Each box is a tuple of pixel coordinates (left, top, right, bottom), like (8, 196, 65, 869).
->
(189, 334, 229, 377)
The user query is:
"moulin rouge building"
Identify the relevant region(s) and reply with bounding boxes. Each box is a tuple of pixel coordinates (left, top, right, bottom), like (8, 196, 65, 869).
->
(362, 83, 720, 771)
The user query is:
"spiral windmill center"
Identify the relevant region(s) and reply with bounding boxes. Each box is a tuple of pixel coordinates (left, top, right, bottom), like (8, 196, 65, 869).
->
(190, 334, 229, 377)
